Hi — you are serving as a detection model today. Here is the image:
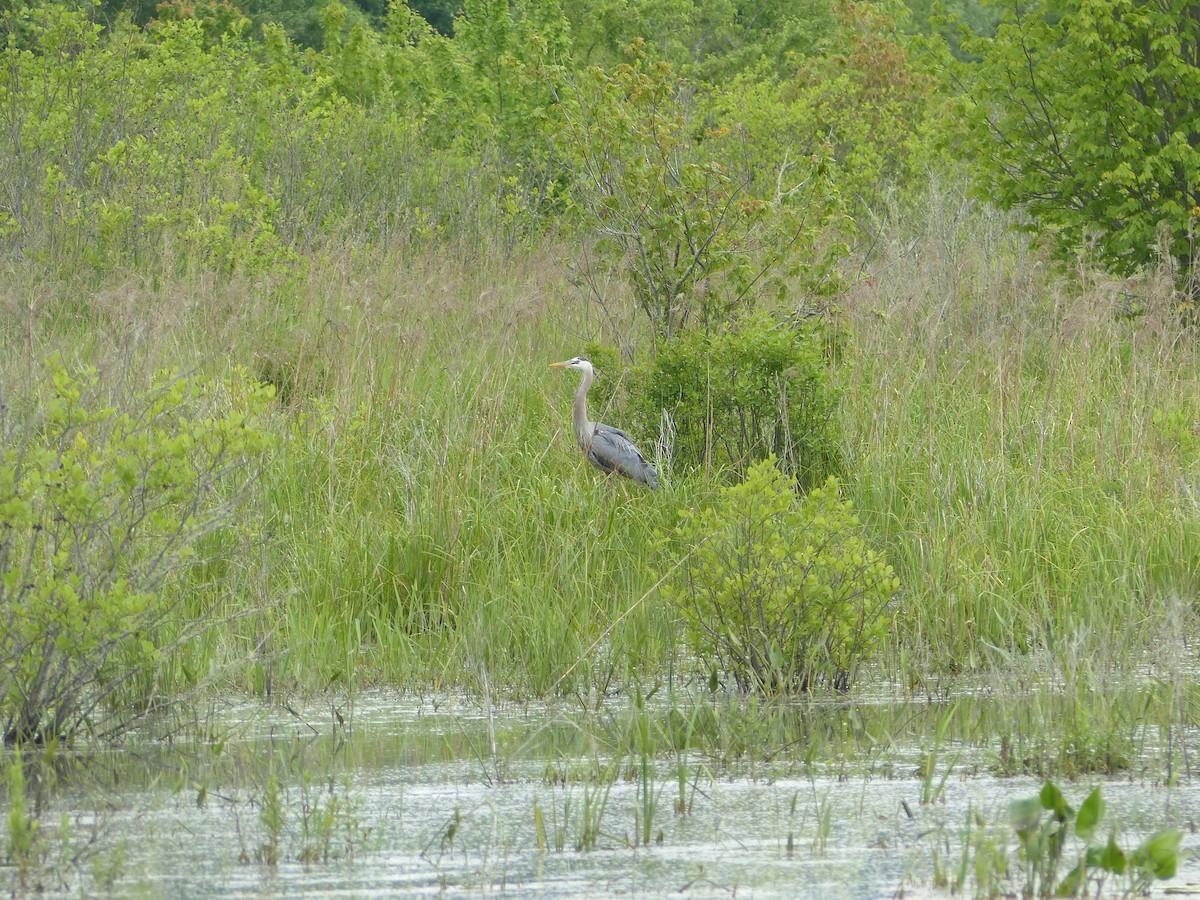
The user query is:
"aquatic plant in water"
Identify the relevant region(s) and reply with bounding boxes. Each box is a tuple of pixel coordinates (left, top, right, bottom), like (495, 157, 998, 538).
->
(1008, 782, 1180, 898)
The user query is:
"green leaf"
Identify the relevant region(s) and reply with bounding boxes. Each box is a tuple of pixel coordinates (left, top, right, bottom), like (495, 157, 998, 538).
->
(1056, 861, 1084, 896)
(1040, 782, 1072, 820)
(1074, 787, 1103, 840)
(1097, 834, 1127, 874)
(1133, 829, 1181, 879)
(1010, 796, 1043, 832)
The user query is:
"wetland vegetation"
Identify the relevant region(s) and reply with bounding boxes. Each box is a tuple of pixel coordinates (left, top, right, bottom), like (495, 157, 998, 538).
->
(1, 0, 1199, 894)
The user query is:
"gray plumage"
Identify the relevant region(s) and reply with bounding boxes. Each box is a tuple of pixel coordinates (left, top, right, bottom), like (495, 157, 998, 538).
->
(549, 357, 659, 489)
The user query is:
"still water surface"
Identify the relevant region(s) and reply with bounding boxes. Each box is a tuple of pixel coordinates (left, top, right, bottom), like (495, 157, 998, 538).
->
(17, 692, 1200, 897)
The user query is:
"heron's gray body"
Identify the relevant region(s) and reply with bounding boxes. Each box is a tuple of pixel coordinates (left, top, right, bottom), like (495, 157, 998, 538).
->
(554, 357, 659, 490)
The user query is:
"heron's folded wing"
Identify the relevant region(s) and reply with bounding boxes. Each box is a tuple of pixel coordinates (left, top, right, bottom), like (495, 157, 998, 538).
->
(590, 424, 658, 488)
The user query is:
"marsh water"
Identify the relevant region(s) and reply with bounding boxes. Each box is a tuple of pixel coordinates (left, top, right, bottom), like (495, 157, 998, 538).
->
(8, 688, 1200, 897)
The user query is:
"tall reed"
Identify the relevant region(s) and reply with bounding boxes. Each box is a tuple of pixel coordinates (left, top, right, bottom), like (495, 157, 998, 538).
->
(842, 185, 1200, 679)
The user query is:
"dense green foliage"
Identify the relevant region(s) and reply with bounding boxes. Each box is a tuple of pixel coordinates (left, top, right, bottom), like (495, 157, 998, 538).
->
(0, 1, 565, 272)
(0, 0, 937, 277)
(0, 0, 1197, 735)
(555, 48, 846, 343)
(665, 458, 897, 691)
(631, 313, 842, 484)
(951, 0, 1200, 286)
(0, 364, 273, 744)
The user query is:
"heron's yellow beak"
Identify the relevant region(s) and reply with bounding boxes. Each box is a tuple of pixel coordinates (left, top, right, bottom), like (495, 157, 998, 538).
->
(548, 361, 568, 368)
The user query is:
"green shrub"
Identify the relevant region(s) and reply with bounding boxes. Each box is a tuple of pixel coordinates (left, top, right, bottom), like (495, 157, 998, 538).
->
(0, 2, 559, 276)
(703, 1, 938, 225)
(632, 312, 842, 486)
(0, 362, 274, 745)
(664, 457, 897, 692)
(0, 7, 290, 275)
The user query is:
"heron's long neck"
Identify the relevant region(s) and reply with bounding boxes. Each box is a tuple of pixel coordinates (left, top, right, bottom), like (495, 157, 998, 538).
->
(574, 367, 594, 448)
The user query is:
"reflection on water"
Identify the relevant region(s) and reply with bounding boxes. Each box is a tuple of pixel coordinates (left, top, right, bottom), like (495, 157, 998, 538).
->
(5, 689, 1200, 898)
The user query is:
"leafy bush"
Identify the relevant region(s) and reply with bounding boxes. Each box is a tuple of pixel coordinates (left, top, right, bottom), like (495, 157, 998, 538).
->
(664, 457, 897, 692)
(0, 363, 274, 745)
(951, 0, 1200, 287)
(0, 2, 562, 275)
(632, 312, 842, 486)
(704, 0, 937, 224)
(0, 6, 291, 274)
(559, 0, 835, 78)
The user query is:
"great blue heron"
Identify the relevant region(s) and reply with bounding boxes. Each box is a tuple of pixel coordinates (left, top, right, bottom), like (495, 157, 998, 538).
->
(549, 357, 659, 489)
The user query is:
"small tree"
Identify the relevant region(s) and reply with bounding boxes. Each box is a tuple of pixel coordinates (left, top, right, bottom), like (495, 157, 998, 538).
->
(553, 43, 846, 346)
(665, 457, 897, 692)
(950, 0, 1200, 290)
(0, 363, 274, 745)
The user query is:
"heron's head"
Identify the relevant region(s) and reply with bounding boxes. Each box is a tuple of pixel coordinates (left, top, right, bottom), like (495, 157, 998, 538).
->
(548, 356, 593, 372)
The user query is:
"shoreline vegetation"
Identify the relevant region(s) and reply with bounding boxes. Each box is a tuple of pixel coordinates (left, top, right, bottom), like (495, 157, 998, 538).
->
(1, 0, 1198, 892)
(5, 209, 1195, 705)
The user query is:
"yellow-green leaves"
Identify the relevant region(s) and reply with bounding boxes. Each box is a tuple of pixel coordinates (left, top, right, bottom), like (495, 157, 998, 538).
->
(664, 456, 898, 692)
(555, 53, 845, 342)
(0, 362, 274, 744)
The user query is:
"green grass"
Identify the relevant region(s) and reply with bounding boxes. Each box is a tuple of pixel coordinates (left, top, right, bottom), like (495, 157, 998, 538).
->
(840, 203, 1200, 681)
(2, 195, 1198, 734)
(239, 265, 706, 698)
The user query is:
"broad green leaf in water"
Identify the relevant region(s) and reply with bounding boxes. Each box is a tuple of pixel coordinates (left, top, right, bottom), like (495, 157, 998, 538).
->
(1097, 834, 1127, 875)
(1133, 829, 1182, 879)
(1040, 782, 1072, 820)
(1056, 862, 1084, 896)
(1073, 786, 1103, 840)
(1010, 796, 1042, 832)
